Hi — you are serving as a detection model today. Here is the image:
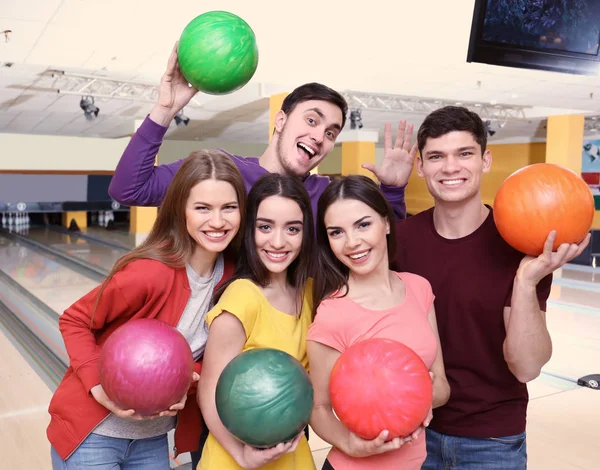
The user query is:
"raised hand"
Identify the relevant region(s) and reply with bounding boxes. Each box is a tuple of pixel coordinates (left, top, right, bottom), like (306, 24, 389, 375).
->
(362, 120, 418, 187)
(516, 230, 591, 287)
(150, 42, 199, 126)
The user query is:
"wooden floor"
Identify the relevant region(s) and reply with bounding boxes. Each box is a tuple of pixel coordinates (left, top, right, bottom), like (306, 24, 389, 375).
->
(527, 383, 598, 470)
(1, 263, 598, 470)
(0, 330, 53, 469)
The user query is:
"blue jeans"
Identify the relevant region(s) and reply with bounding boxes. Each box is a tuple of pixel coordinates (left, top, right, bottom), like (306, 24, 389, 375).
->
(51, 433, 170, 469)
(422, 428, 527, 470)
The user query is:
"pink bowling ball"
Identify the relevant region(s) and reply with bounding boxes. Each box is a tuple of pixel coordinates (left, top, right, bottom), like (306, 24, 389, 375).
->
(98, 318, 194, 415)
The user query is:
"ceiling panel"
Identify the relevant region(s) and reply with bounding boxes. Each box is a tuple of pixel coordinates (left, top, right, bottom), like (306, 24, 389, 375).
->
(95, 117, 140, 138)
(4, 110, 47, 132)
(0, 88, 26, 110)
(1, 91, 60, 112)
(89, 115, 130, 132)
(64, 112, 112, 133)
(0, 110, 19, 129)
(116, 102, 153, 118)
(31, 112, 79, 134)
(43, 93, 86, 113)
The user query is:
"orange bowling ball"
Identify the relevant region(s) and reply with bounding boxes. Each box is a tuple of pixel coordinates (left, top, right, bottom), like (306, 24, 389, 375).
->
(493, 163, 594, 256)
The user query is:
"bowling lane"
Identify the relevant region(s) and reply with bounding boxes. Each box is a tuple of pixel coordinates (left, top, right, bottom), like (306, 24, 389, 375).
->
(541, 265, 600, 384)
(527, 385, 597, 470)
(80, 226, 137, 249)
(0, 235, 100, 316)
(561, 265, 600, 286)
(0, 328, 53, 470)
(542, 303, 599, 382)
(23, 227, 126, 273)
(549, 284, 600, 309)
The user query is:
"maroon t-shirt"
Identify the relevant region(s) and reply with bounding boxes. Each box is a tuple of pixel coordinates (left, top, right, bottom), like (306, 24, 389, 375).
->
(393, 206, 552, 438)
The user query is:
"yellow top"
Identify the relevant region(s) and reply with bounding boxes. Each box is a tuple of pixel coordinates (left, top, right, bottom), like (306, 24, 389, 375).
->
(198, 278, 316, 470)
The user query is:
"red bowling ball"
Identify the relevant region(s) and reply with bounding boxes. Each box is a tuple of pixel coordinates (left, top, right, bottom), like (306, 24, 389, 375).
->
(98, 318, 194, 416)
(329, 338, 432, 440)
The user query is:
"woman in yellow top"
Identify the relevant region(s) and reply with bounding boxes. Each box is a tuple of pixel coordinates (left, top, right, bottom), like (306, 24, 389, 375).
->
(197, 173, 316, 470)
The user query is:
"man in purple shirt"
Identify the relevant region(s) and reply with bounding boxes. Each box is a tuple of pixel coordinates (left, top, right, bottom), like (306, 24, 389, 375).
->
(108, 44, 418, 225)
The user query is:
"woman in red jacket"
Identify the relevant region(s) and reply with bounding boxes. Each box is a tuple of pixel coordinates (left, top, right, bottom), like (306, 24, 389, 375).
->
(47, 150, 246, 470)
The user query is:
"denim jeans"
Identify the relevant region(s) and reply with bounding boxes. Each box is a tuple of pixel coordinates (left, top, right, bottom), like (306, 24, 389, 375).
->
(51, 433, 170, 469)
(422, 428, 527, 470)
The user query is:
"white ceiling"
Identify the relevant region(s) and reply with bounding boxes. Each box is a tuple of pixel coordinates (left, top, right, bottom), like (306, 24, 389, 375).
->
(1, 0, 600, 145)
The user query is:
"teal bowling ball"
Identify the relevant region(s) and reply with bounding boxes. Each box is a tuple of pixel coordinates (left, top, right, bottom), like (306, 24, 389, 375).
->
(215, 348, 313, 448)
(177, 11, 259, 95)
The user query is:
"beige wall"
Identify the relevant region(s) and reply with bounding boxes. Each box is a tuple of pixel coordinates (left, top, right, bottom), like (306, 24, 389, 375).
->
(0, 133, 130, 172)
(159, 140, 266, 164)
(0, 133, 267, 171)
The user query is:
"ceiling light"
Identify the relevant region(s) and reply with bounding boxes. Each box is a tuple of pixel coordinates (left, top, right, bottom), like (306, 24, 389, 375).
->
(485, 120, 496, 136)
(79, 96, 99, 121)
(174, 111, 189, 128)
(350, 109, 363, 129)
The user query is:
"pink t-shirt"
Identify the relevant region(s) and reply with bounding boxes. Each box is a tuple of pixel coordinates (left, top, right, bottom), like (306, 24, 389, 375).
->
(306, 271, 438, 470)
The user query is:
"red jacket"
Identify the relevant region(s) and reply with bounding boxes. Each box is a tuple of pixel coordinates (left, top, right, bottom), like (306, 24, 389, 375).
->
(47, 257, 234, 460)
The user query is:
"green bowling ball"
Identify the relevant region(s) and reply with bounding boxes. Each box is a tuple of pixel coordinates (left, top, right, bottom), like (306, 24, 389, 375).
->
(215, 348, 313, 448)
(177, 11, 259, 95)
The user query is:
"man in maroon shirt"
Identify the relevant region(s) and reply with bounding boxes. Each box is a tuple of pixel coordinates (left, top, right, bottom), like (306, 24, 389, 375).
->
(392, 106, 590, 469)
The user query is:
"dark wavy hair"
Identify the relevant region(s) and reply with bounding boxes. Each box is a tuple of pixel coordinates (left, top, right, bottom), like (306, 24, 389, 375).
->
(214, 173, 314, 315)
(313, 175, 396, 314)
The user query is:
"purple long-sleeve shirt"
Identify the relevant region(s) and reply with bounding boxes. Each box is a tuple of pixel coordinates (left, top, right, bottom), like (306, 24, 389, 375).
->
(108, 116, 407, 225)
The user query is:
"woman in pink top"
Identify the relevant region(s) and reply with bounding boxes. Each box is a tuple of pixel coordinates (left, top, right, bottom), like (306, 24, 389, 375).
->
(307, 175, 451, 470)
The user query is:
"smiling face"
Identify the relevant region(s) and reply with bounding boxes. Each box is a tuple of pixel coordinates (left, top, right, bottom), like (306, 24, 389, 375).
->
(185, 179, 241, 254)
(324, 198, 390, 277)
(274, 100, 344, 176)
(254, 195, 304, 275)
(417, 130, 492, 205)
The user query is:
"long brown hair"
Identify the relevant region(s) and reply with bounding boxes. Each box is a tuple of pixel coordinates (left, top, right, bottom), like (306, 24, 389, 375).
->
(312, 175, 396, 315)
(93, 150, 246, 321)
